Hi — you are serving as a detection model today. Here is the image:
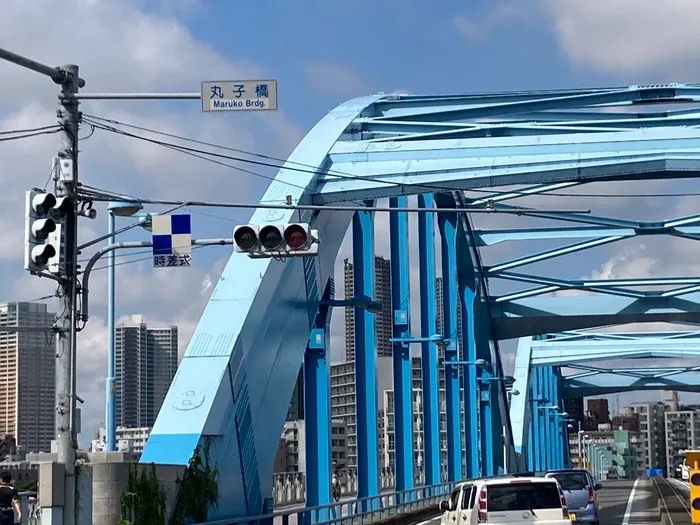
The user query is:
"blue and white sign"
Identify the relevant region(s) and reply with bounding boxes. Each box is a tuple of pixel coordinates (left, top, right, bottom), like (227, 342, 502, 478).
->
(151, 214, 192, 268)
(201, 80, 278, 112)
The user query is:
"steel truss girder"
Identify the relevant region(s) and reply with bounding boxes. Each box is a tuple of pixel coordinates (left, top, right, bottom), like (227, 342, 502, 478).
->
(531, 337, 700, 366)
(312, 85, 700, 203)
(490, 293, 700, 339)
(564, 372, 700, 397)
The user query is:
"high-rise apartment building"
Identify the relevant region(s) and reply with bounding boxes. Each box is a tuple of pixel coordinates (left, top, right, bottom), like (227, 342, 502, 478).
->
(115, 315, 178, 428)
(343, 257, 392, 362)
(622, 402, 667, 470)
(330, 358, 393, 467)
(0, 302, 56, 453)
(382, 356, 467, 475)
(665, 410, 700, 475)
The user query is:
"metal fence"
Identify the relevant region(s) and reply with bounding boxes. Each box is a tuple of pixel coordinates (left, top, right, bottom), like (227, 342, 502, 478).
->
(197, 481, 455, 525)
(272, 467, 450, 507)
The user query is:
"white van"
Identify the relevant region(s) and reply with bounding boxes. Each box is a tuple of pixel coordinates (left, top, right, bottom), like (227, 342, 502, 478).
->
(439, 476, 573, 525)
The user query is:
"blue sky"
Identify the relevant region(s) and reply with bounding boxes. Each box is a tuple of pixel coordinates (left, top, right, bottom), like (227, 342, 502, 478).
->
(1, 0, 698, 442)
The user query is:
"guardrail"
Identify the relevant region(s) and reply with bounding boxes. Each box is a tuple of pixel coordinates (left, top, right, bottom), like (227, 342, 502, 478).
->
(197, 481, 455, 525)
(18, 491, 39, 525)
(272, 467, 450, 506)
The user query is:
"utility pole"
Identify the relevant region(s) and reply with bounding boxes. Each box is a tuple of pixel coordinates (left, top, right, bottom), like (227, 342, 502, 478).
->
(56, 64, 81, 525)
(0, 47, 84, 525)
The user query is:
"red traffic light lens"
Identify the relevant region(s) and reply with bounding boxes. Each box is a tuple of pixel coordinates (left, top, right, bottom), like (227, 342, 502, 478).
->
(259, 225, 284, 250)
(234, 226, 258, 251)
(284, 225, 308, 249)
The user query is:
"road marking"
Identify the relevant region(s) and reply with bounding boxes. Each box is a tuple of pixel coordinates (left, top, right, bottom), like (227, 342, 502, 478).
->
(415, 517, 441, 525)
(622, 478, 640, 525)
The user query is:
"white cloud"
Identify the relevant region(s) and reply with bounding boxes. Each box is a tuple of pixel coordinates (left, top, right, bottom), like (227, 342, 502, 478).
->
(453, 1, 537, 42)
(305, 62, 369, 100)
(0, 0, 303, 445)
(541, 0, 700, 77)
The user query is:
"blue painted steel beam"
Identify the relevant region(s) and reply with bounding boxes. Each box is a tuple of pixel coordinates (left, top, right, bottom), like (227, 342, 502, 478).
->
(455, 220, 479, 479)
(303, 279, 335, 516)
(437, 198, 462, 482)
(359, 113, 700, 136)
(509, 337, 533, 462)
(370, 85, 700, 123)
(476, 221, 700, 246)
(490, 293, 700, 339)
(479, 369, 494, 477)
(418, 193, 440, 486)
(531, 344, 700, 367)
(489, 344, 509, 475)
(563, 372, 700, 397)
(389, 196, 414, 493)
(352, 204, 379, 504)
(487, 237, 629, 274)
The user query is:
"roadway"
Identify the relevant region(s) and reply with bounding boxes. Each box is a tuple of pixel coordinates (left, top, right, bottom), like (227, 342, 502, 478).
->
(652, 477, 690, 525)
(273, 479, 676, 525)
(416, 480, 662, 525)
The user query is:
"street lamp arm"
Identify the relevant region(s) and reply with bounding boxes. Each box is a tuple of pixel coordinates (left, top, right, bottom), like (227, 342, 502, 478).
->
(80, 237, 232, 321)
(78, 217, 150, 251)
(0, 47, 85, 86)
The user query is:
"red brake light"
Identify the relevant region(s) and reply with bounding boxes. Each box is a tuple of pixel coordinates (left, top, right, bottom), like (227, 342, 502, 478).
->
(557, 484, 569, 519)
(588, 486, 594, 504)
(478, 487, 488, 522)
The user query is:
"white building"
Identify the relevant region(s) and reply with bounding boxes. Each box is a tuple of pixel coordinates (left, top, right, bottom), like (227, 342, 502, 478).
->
(275, 419, 350, 473)
(0, 302, 56, 454)
(622, 402, 667, 470)
(665, 410, 700, 476)
(330, 357, 393, 467)
(94, 426, 152, 455)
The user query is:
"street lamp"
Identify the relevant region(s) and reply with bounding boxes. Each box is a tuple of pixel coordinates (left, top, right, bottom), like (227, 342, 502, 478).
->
(105, 200, 148, 452)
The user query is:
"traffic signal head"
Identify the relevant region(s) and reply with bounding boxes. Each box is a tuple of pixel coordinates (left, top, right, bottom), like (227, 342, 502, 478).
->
(233, 224, 260, 253)
(24, 190, 67, 273)
(233, 223, 318, 257)
(284, 223, 312, 250)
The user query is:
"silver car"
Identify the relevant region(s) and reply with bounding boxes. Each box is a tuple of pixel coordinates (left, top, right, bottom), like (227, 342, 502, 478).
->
(545, 469, 601, 525)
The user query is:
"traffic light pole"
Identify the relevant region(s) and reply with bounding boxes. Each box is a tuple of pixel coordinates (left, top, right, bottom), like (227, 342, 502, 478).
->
(0, 48, 84, 525)
(56, 65, 81, 525)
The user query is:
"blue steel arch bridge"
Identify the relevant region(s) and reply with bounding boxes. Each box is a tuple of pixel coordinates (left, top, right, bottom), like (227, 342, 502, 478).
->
(139, 83, 700, 521)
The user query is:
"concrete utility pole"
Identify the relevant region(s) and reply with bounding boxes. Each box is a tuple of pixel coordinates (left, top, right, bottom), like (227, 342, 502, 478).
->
(0, 47, 84, 525)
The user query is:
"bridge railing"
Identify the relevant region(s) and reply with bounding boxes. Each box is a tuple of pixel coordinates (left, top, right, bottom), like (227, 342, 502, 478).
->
(197, 481, 455, 525)
(272, 467, 450, 507)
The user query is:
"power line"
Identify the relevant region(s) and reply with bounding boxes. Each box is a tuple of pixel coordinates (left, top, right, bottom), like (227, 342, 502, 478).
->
(76, 188, 592, 215)
(0, 124, 60, 135)
(0, 127, 61, 142)
(81, 114, 700, 200)
(89, 245, 207, 272)
(82, 118, 310, 192)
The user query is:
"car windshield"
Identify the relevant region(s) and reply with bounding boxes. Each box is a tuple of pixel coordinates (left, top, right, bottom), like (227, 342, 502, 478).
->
(487, 482, 561, 511)
(551, 472, 588, 491)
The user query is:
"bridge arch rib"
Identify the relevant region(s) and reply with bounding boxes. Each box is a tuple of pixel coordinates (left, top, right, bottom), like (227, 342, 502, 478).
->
(139, 95, 381, 520)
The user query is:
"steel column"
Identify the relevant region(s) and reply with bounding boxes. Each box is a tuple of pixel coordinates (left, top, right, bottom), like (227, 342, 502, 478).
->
(438, 207, 462, 481)
(457, 238, 479, 479)
(389, 196, 414, 493)
(418, 193, 440, 486)
(538, 371, 547, 470)
(479, 370, 494, 476)
(106, 212, 116, 452)
(304, 339, 330, 518)
(352, 207, 379, 502)
(303, 279, 335, 521)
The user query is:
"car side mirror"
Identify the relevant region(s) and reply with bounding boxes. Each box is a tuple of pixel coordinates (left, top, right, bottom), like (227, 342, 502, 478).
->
(594, 483, 603, 491)
(439, 500, 450, 512)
